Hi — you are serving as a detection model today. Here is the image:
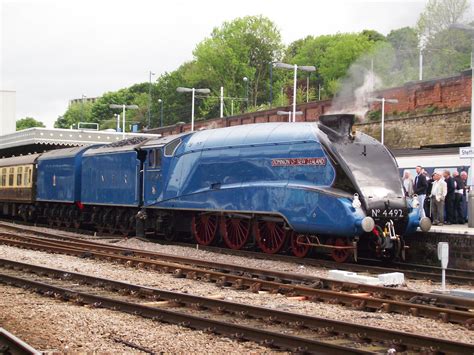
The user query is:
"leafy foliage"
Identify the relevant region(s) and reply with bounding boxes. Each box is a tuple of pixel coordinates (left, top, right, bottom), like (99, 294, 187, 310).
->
(16, 117, 45, 131)
(53, 7, 473, 129)
(417, 0, 469, 40)
(55, 101, 93, 129)
(284, 31, 385, 96)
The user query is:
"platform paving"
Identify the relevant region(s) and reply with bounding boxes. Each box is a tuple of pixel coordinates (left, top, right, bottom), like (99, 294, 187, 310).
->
(419, 223, 474, 236)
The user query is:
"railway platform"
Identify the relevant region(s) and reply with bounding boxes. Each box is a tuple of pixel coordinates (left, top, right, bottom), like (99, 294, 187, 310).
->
(425, 223, 474, 236)
(406, 225, 474, 269)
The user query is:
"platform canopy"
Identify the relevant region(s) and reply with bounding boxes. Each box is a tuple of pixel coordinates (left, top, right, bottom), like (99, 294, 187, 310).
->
(0, 127, 158, 158)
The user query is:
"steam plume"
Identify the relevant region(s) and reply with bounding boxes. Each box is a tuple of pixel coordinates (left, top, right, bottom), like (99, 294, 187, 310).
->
(327, 64, 382, 120)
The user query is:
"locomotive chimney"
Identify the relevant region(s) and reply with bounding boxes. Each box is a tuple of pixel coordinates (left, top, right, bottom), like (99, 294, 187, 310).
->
(318, 114, 355, 138)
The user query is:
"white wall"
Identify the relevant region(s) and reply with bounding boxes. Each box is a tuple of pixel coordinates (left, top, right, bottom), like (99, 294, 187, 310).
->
(0, 91, 16, 136)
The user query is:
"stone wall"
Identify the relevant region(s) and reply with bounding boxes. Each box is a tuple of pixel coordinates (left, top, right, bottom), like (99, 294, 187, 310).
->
(356, 108, 471, 149)
(405, 232, 473, 269)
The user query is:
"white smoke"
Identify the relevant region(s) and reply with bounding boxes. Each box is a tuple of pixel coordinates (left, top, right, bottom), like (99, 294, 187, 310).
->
(327, 64, 382, 120)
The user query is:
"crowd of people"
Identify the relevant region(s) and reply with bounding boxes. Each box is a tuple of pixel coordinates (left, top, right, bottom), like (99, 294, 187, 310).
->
(403, 166, 468, 226)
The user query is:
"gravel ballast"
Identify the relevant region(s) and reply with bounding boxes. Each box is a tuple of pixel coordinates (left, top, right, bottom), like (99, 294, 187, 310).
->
(109, 237, 473, 294)
(0, 284, 271, 354)
(0, 244, 472, 346)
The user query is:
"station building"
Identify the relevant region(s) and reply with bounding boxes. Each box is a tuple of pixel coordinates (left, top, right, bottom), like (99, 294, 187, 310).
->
(0, 127, 157, 158)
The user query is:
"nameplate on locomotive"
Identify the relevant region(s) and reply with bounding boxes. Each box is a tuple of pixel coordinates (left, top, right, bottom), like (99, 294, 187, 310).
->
(271, 157, 327, 167)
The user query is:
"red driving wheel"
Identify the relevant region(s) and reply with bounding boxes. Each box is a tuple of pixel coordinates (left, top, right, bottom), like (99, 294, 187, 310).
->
(220, 216, 250, 250)
(254, 220, 287, 254)
(192, 214, 218, 246)
(290, 233, 311, 258)
(330, 238, 352, 263)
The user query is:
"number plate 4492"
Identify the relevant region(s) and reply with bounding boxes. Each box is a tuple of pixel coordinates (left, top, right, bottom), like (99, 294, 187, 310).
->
(371, 209, 404, 218)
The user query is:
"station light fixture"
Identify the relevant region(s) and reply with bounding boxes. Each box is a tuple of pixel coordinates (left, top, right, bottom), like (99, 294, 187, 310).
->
(367, 97, 398, 145)
(176, 87, 211, 131)
(277, 110, 303, 123)
(274, 62, 316, 122)
(109, 104, 139, 138)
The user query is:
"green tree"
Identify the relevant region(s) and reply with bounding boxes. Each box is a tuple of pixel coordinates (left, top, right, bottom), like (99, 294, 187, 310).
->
(417, 0, 469, 39)
(416, 0, 471, 79)
(285, 32, 385, 96)
(386, 26, 419, 75)
(149, 62, 198, 127)
(91, 87, 147, 131)
(16, 117, 45, 130)
(55, 101, 93, 128)
(191, 15, 283, 113)
(423, 28, 471, 78)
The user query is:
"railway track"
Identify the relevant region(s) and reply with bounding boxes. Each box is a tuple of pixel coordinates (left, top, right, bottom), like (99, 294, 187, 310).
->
(163, 241, 474, 285)
(0, 258, 473, 354)
(0, 228, 473, 329)
(0, 327, 40, 355)
(1, 220, 472, 285)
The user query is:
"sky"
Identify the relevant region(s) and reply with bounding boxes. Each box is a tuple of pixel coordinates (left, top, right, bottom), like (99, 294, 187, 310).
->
(1, 0, 430, 128)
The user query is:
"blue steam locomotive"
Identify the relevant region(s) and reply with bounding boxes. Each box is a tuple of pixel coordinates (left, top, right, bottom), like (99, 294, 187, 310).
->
(0, 114, 430, 262)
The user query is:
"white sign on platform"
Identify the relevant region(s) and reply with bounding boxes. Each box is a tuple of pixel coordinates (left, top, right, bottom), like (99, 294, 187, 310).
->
(459, 147, 474, 159)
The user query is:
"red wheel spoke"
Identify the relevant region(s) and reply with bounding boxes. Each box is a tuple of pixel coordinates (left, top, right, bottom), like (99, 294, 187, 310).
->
(330, 238, 352, 263)
(291, 233, 311, 258)
(255, 220, 287, 254)
(192, 214, 218, 246)
(221, 216, 250, 250)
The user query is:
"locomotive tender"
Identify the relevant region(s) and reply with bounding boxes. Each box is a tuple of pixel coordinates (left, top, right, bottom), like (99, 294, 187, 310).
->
(0, 114, 431, 262)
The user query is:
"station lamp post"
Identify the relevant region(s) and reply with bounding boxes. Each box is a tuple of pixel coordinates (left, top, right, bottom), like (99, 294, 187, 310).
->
(368, 97, 398, 145)
(114, 113, 120, 132)
(176, 87, 210, 132)
(109, 104, 139, 139)
(81, 94, 87, 122)
(277, 110, 303, 123)
(450, 23, 474, 185)
(274, 62, 316, 122)
(158, 99, 164, 127)
(148, 71, 155, 129)
(243, 77, 249, 110)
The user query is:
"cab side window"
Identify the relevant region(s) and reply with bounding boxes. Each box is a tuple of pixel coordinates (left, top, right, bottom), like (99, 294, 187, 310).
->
(148, 149, 162, 169)
(148, 150, 155, 167)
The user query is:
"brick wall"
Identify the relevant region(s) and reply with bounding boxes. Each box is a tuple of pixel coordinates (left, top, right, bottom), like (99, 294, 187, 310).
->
(148, 70, 473, 149)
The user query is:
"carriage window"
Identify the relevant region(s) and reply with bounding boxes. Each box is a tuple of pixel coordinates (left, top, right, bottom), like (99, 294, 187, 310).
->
(0, 168, 6, 187)
(24, 168, 30, 186)
(17, 167, 23, 186)
(164, 139, 181, 157)
(8, 168, 14, 186)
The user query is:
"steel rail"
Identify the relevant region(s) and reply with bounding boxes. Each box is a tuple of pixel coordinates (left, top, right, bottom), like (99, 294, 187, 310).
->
(3, 231, 474, 311)
(1, 221, 472, 285)
(166, 241, 474, 285)
(0, 327, 41, 355)
(0, 273, 372, 354)
(0, 234, 473, 328)
(1, 258, 473, 354)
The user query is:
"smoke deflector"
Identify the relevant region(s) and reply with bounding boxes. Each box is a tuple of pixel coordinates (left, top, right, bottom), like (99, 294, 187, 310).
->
(318, 114, 355, 138)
